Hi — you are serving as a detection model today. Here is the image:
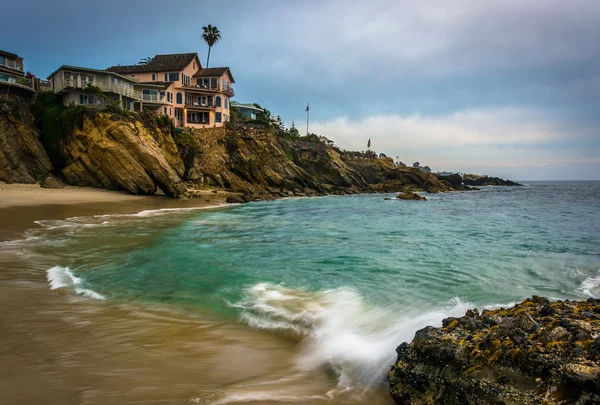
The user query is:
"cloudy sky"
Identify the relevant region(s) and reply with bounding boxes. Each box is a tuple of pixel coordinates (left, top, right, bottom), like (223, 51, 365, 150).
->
(4, 0, 599, 180)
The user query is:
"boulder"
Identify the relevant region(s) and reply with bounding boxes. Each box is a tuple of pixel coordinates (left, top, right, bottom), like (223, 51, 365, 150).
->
(40, 174, 65, 189)
(397, 192, 427, 201)
(389, 297, 600, 404)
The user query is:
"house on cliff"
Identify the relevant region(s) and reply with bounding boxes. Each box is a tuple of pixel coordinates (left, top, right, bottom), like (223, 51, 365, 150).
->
(47, 66, 141, 111)
(0, 50, 36, 96)
(107, 53, 235, 129)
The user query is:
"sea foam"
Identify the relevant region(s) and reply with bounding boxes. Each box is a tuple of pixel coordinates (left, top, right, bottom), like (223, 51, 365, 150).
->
(231, 282, 472, 392)
(580, 272, 600, 298)
(46, 266, 105, 300)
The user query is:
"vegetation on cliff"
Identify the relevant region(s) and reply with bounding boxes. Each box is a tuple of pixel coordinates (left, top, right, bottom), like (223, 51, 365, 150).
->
(389, 296, 600, 404)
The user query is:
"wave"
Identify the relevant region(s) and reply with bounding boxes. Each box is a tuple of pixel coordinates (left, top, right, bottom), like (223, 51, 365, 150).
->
(94, 204, 226, 219)
(46, 266, 105, 300)
(230, 283, 472, 394)
(579, 272, 600, 298)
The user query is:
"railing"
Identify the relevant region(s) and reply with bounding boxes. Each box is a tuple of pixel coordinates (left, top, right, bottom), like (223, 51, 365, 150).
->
(0, 59, 24, 72)
(0, 73, 33, 88)
(186, 102, 215, 108)
(184, 83, 234, 95)
(141, 94, 165, 103)
(62, 79, 141, 100)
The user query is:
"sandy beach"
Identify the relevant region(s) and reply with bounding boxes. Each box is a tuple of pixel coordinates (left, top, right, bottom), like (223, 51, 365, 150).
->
(0, 183, 231, 241)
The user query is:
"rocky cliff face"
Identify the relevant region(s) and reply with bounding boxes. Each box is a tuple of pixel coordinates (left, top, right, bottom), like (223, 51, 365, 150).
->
(177, 127, 457, 200)
(60, 113, 186, 197)
(388, 297, 600, 404)
(0, 96, 52, 183)
(1, 96, 500, 199)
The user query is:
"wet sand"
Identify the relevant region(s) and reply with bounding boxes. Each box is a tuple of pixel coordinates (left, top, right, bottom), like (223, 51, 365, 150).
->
(0, 185, 393, 405)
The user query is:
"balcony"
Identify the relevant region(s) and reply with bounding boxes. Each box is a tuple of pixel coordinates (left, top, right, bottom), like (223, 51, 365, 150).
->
(184, 83, 234, 96)
(141, 94, 166, 104)
(186, 102, 216, 109)
(0, 58, 24, 72)
(62, 79, 141, 100)
(0, 73, 34, 91)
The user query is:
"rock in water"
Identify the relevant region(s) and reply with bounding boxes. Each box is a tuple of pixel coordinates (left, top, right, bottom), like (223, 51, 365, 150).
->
(463, 174, 522, 186)
(397, 192, 427, 200)
(388, 297, 600, 404)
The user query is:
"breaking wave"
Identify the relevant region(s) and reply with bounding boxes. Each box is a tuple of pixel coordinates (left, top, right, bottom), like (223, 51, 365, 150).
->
(579, 271, 600, 298)
(46, 266, 105, 300)
(231, 282, 473, 392)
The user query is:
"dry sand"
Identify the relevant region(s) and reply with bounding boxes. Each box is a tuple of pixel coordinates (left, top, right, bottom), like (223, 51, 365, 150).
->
(0, 183, 230, 240)
(0, 183, 152, 208)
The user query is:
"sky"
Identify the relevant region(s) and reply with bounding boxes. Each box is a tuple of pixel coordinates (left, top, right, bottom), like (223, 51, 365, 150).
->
(3, 0, 599, 180)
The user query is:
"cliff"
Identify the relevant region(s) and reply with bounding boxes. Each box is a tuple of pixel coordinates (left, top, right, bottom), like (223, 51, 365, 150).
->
(388, 297, 600, 404)
(1, 96, 506, 199)
(0, 95, 52, 183)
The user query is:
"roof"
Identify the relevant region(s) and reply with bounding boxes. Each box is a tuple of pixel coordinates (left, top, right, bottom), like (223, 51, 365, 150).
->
(0, 50, 21, 60)
(46, 65, 138, 82)
(193, 67, 235, 83)
(231, 101, 262, 112)
(135, 81, 172, 90)
(107, 53, 200, 74)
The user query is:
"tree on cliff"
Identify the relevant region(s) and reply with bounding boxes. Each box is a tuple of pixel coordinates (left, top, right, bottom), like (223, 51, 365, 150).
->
(202, 25, 221, 68)
(138, 57, 153, 65)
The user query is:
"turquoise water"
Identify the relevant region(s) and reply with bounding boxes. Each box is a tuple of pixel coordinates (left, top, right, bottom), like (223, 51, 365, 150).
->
(35, 182, 600, 389)
(50, 182, 600, 308)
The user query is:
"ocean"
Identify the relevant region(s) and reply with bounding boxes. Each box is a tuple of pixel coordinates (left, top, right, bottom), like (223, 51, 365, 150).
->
(2, 182, 600, 404)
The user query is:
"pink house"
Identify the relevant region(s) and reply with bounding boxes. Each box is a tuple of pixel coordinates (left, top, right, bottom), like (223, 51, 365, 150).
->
(108, 53, 235, 129)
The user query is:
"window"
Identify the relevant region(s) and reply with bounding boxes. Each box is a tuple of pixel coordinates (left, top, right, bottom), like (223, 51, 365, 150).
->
(143, 89, 158, 101)
(163, 107, 167, 114)
(216, 96, 221, 108)
(152, 74, 156, 81)
(215, 112, 222, 123)
(193, 62, 195, 69)
(167, 92, 172, 102)
(208, 96, 213, 106)
(169, 108, 172, 115)
(225, 98, 229, 109)
(167, 72, 179, 82)
(160, 91, 165, 100)
(79, 94, 95, 105)
(0, 56, 4, 65)
(197, 77, 218, 89)
(176, 92, 182, 104)
(188, 111, 209, 124)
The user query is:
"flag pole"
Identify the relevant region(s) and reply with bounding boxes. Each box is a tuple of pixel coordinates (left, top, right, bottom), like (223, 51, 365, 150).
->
(306, 102, 309, 136)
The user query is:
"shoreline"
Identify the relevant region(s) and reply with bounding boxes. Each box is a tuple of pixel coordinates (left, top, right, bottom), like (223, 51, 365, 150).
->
(0, 183, 231, 241)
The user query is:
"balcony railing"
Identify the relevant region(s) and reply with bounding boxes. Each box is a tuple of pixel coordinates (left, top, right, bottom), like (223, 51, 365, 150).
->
(184, 83, 234, 95)
(141, 94, 166, 103)
(62, 79, 141, 100)
(186, 102, 216, 108)
(0, 73, 33, 88)
(0, 59, 24, 72)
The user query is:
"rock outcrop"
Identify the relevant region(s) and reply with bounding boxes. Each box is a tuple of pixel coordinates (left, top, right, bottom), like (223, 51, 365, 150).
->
(463, 174, 522, 187)
(60, 114, 187, 197)
(388, 297, 600, 404)
(397, 192, 427, 201)
(0, 96, 52, 183)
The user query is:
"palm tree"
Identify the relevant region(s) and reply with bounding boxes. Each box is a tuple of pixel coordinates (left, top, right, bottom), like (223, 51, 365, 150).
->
(202, 25, 221, 68)
(138, 56, 153, 65)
